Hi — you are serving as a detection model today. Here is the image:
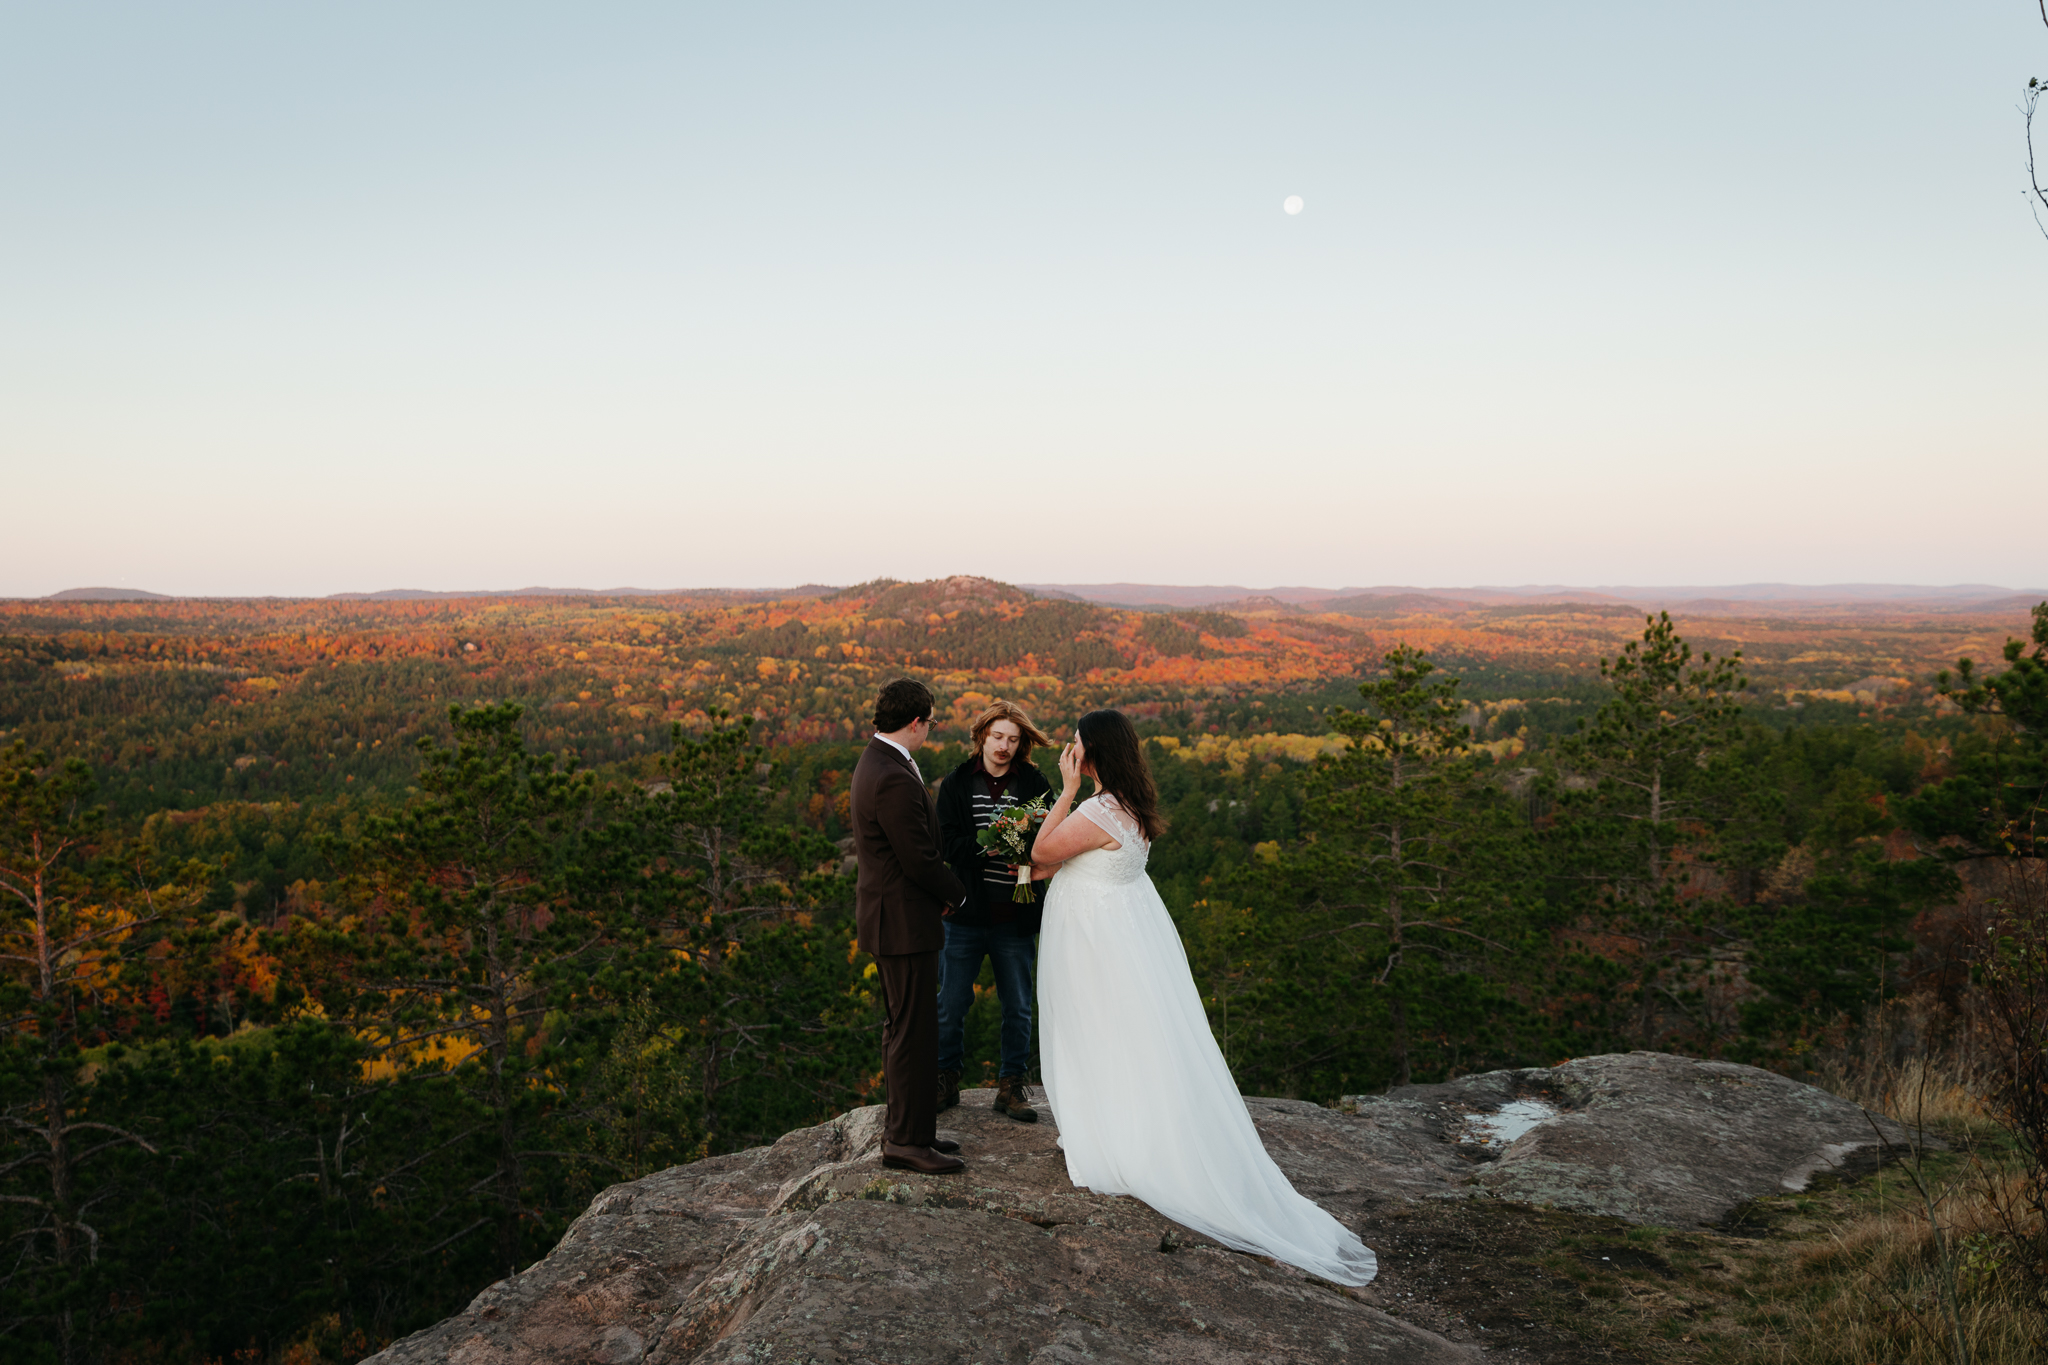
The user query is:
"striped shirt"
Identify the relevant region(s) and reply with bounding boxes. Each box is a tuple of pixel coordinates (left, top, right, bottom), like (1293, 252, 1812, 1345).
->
(968, 764, 1026, 915)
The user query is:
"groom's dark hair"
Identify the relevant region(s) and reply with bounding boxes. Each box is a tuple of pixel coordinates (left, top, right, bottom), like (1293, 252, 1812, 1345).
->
(873, 677, 935, 734)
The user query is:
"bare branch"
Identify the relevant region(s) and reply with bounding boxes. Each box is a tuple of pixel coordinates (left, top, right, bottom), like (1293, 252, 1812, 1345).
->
(411, 1217, 492, 1260)
(56, 1122, 158, 1154)
(1403, 920, 1510, 951)
(2028, 82, 2048, 241)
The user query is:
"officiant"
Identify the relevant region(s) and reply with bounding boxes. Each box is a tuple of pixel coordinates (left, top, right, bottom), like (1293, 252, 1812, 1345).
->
(934, 700, 1056, 1122)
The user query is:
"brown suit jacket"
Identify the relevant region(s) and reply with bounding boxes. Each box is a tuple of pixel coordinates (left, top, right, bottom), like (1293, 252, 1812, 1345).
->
(851, 737, 966, 957)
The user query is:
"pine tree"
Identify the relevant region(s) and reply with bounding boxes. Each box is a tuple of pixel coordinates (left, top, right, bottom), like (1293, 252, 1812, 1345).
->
(1918, 602, 2048, 1294)
(1271, 646, 1519, 1087)
(1911, 600, 2048, 861)
(620, 712, 860, 1150)
(1554, 612, 1759, 1045)
(0, 741, 193, 1363)
(341, 704, 617, 1279)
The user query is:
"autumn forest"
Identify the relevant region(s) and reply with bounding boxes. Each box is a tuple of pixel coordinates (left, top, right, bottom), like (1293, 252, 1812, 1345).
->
(3, 575, 2045, 1363)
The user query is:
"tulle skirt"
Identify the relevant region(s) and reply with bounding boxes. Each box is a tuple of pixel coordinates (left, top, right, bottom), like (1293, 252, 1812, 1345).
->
(1038, 866, 1379, 1285)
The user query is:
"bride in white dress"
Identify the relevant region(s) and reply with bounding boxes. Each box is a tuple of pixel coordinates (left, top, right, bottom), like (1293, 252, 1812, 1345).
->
(1027, 709, 1378, 1286)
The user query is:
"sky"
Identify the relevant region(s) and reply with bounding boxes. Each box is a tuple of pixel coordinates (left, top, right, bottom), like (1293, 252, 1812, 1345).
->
(3, 3, 2045, 597)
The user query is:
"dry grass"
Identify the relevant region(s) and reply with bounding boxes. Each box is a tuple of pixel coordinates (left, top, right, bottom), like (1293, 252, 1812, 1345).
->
(1818, 1049, 1998, 1134)
(1731, 1170, 2047, 1364)
(1703, 1052, 2046, 1364)
(1446, 1047, 2048, 1364)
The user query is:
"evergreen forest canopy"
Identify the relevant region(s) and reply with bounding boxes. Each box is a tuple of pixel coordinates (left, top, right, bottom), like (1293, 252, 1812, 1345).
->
(2, 576, 2044, 1364)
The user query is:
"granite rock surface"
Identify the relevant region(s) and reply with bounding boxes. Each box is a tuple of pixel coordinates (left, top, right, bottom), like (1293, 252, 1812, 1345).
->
(1341, 1051, 1929, 1229)
(362, 1052, 1915, 1364)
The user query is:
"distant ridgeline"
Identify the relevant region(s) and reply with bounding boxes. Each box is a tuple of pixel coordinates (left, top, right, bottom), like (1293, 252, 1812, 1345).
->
(0, 574, 2043, 1364)
(0, 573, 2030, 819)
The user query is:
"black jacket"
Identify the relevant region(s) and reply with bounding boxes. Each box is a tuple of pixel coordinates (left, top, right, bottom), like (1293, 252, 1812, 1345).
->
(936, 754, 1055, 932)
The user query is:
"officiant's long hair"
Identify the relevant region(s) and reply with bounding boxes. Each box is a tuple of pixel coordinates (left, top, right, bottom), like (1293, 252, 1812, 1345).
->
(1076, 709, 1167, 842)
(970, 699, 1053, 764)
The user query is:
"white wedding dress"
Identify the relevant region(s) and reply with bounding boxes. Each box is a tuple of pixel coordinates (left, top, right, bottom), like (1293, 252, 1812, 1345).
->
(1038, 794, 1379, 1285)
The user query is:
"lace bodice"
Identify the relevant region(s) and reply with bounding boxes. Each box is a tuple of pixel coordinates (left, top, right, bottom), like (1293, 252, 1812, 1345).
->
(1061, 794, 1151, 885)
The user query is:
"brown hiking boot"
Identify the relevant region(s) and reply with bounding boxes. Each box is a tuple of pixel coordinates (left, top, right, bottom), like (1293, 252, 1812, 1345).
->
(936, 1068, 961, 1113)
(993, 1075, 1038, 1123)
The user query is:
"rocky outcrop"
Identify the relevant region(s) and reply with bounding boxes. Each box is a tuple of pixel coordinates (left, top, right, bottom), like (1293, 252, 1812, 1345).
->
(363, 1053, 1919, 1364)
(1376, 1051, 1929, 1228)
(1318, 1050, 1931, 1230)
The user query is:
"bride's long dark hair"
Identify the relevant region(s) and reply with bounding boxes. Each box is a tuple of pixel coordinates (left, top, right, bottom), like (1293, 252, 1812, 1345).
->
(1076, 709, 1167, 842)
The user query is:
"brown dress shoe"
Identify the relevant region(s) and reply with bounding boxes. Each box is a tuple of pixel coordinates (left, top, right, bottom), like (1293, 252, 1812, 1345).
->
(935, 1068, 962, 1113)
(993, 1075, 1038, 1123)
(881, 1143, 965, 1174)
(931, 1138, 961, 1154)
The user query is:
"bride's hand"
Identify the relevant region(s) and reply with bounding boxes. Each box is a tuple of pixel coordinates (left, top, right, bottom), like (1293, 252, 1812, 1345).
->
(1057, 739, 1085, 794)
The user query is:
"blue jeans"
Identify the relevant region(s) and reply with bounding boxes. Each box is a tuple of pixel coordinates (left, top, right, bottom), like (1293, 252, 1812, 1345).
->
(935, 917, 1037, 1080)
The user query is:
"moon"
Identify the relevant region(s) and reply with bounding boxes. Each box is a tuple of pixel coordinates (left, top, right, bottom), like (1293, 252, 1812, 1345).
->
(1283, 195, 1304, 215)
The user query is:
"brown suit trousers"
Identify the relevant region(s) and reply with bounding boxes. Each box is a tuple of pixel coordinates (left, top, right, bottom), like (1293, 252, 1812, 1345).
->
(874, 950, 940, 1148)
(849, 738, 965, 1149)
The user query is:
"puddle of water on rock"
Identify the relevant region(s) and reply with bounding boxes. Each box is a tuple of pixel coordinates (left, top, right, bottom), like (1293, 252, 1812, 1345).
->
(1467, 1097, 1560, 1148)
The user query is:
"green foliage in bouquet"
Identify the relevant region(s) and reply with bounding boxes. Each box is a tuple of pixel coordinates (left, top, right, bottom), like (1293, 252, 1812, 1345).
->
(975, 795, 1049, 902)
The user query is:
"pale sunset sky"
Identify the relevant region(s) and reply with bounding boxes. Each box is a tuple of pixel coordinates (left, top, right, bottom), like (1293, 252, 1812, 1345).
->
(3, 3, 2044, 596)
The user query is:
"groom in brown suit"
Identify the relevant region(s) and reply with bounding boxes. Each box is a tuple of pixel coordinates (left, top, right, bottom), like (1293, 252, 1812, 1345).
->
(851, 677, 969, 1174)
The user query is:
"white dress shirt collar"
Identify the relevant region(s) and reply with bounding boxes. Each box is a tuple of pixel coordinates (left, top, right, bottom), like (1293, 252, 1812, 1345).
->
(874, 732, 923, 781)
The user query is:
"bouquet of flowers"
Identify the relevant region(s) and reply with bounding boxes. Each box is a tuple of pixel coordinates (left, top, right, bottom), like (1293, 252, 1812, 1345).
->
(976, 794, 1050, 902)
